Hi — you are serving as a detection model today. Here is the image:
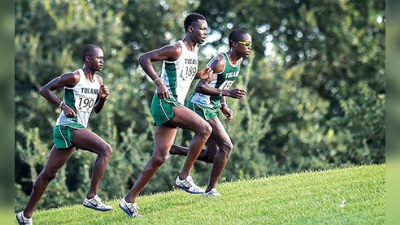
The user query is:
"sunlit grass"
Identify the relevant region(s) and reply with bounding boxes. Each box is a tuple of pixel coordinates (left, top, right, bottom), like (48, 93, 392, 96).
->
(29, 164, 384, 224)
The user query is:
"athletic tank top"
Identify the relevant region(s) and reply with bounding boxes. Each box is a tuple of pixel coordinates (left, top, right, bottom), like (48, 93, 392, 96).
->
(158, 40, 199, 104)
(189, 52, 241, 108)
(55, 69, 100, 128)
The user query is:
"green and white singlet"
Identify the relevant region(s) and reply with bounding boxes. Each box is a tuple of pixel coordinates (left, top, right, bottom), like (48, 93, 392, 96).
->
(158, 40, 199, 104)
(189, 52, 241, 109)
(55, 69, 100, 128)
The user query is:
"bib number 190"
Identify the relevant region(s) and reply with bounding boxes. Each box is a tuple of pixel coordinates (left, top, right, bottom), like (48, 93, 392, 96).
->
(78, 97, 95, 111)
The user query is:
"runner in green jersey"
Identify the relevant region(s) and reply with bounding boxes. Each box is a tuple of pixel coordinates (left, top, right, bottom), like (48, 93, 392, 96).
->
(17, 44, 113, 225)
(120, 13, 213, 218)
(170, 29, 253, 197)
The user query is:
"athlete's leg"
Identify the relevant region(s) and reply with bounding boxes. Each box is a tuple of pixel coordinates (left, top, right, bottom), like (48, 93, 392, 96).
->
(170, 106, 212, 179)
(205, 117, 233, 192)
(72, 129, 113, 198)
(125, 125, 178, 203)
(169, 144, 191, 156)
(23, 145, 76, 218)
(170, 138, 218, 163)
(202, 140, 219, 163)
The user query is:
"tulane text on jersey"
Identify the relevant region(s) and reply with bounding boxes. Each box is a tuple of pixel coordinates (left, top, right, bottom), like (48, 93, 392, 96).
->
(225, 71, 239, 79)
(81, 88, 99, 94)
(185, 58, 198, 65)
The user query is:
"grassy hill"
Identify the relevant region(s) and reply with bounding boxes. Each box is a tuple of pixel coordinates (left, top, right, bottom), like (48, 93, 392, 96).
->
(26, 164, 384, 224)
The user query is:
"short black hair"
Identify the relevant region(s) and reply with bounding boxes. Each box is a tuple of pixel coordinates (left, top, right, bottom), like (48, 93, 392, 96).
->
(184, 13, 206, 32)
(82, 44, 101, 61)
(229, 29, 250, 48)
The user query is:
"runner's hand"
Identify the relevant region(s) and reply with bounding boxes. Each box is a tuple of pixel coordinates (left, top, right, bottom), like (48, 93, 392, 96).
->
(221, 107, 233, 122)
(156, 82, 169, 99)
(198, 67, 214, 80)
(61, 103, 77, 118)
(99, 84, 110, 99)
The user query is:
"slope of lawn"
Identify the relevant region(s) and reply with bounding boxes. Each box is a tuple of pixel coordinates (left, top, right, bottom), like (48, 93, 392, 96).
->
(28, 164, 385, 224)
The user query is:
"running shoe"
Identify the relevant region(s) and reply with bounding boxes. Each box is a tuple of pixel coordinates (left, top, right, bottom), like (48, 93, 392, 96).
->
(16, 211, 32, 225)
(83, 195, 113, 211)
(175, 175, 205, 194)
(119, 198, 141, 218)
(204, 188, 222, 197)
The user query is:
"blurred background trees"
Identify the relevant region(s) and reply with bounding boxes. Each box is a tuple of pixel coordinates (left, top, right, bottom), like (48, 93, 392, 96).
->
(15, 0, 384, 211)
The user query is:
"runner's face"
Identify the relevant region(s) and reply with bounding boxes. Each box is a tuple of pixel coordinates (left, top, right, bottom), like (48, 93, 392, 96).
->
(191, 20, 208, 44)
(235, 34, 252, 58)
(89, 48, 104, 72)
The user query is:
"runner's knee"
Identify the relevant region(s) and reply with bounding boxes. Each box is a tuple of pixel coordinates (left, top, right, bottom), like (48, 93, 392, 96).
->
(198, 121, 212, 138)
(42, 169, 59, 181)
(100, 143, 113, 160)
(151, 153, 169, 167)
(141, 154, 168, 175)
(219, 141, 233, 156)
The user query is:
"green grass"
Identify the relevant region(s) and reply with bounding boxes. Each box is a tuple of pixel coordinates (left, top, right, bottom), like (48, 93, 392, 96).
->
(26, 164, 384, 225)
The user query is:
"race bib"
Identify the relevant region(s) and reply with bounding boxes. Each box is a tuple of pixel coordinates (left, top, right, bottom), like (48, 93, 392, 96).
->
(76, 95, 96, 112)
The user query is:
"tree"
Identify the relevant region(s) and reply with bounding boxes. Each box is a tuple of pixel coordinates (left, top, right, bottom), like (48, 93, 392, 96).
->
(196, 0, 385, 171)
